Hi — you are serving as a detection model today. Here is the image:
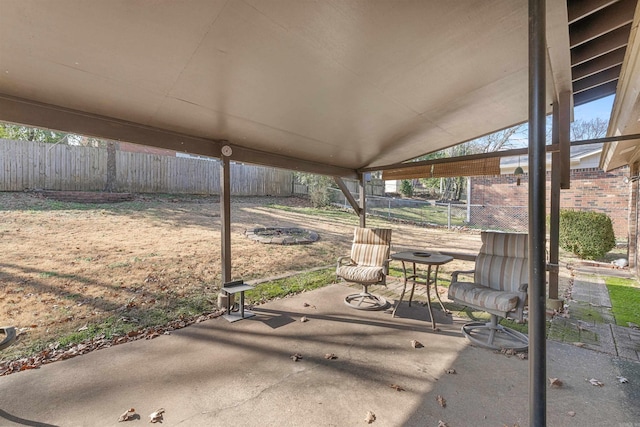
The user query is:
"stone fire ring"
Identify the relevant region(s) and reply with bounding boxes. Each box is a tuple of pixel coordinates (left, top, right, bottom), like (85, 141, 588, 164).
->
(245, 227, 319, 245)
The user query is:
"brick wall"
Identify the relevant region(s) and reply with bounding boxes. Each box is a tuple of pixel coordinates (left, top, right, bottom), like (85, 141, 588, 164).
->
(469, 166, 630, 239)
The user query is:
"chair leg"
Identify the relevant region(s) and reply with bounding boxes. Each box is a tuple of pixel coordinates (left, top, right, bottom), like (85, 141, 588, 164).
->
(461, 315, 528, 351)
(344, 284, 389, 311)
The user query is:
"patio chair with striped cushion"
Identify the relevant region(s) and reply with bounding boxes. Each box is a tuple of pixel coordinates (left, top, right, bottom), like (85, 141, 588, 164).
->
(448, 231, 529, 350)
(337, 227, 392, 310)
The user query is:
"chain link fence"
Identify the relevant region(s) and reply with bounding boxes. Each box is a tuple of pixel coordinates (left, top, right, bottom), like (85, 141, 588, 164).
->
(328, 188, 627, 237)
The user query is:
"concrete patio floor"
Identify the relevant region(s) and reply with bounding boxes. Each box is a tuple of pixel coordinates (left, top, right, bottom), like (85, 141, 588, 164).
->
(1, 283, 639, 426)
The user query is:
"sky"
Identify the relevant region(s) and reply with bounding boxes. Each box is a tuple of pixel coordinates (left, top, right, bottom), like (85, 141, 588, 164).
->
(574, 94, 615, 122)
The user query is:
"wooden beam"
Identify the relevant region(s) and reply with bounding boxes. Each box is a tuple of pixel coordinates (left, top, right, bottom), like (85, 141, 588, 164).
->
(549, 102, 561, 300)
(573, 132, 640, 144)
(230, 145, 357, 179)
(572, 64, 622, 93)
(568, 0, 620, 24)
(365, 147, 532, 173)
(628, 162, 639, 269)
(0, 94, 222, 157)
(573, 80, 619, 105)
(365, 133, 640, 176)
(333, 177, 362, 217)
(559, 91, 572, 190)
(571, 47, 626, 80)
(571, 24, 630, 66)
(0, 93, 358, 179)
(569, 0, 635, 48)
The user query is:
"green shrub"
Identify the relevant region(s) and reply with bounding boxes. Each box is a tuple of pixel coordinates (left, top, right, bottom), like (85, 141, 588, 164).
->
(559, 210, 616, 260)
(399, 179, 414, 197)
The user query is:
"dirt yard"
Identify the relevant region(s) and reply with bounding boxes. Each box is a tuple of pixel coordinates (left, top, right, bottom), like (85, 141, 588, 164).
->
(0, 192, 484, 363)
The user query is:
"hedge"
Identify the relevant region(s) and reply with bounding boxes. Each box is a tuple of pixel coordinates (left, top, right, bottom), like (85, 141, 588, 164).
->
(559, 210, 616, 260)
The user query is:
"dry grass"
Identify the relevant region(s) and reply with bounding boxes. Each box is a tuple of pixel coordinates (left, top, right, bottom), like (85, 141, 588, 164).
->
(1, 192, 485, 360)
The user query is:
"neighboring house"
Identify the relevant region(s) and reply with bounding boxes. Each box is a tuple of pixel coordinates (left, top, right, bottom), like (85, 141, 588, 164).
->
(470, 143, 629, 238)
(385, 180, 400, 194)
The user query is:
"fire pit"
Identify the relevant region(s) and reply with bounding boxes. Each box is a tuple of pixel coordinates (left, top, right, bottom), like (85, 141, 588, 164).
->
(245, 227, 319, 245)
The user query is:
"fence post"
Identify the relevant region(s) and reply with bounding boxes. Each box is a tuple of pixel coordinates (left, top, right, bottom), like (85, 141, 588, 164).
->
(447, 203, 451, 230)
(466, 177, 471, 223)
(388, 200, 391, 219)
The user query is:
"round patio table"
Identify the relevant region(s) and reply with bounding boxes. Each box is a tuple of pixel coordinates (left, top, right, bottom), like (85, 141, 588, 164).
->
(390, 251, 453, 330)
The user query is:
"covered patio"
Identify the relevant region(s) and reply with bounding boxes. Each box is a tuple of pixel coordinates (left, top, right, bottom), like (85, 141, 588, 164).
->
(0, 283, 638, 426)
(2, 0, 640, 425)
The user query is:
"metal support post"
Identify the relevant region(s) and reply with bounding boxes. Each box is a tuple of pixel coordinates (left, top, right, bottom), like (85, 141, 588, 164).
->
(220, 155, 232, 283)
(529, 0, 547, 425)
(359, 173, 366, 227)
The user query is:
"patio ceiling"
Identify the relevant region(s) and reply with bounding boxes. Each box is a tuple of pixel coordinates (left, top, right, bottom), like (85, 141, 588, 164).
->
(569, 0, 637, 107)
(0, 0, 573, 178)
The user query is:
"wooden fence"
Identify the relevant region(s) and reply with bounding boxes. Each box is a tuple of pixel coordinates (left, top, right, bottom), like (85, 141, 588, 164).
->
(0, 139, 293, 195)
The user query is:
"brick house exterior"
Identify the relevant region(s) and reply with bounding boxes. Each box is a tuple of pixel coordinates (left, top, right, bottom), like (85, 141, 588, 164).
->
(469, 146, 630, 239)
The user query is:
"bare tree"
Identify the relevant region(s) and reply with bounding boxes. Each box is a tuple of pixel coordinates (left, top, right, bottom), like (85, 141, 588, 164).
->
(570, 117, 608, 141)
(465, 124, 527, 153)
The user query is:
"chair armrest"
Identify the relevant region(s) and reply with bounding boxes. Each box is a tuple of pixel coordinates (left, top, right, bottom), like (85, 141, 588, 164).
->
(337, 256, 354, 267)
(451, 269, 475, 283)
(383, 257, 392, 275)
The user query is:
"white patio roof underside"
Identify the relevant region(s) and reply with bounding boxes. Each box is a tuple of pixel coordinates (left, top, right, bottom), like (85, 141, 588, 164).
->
(0, 0, 572, 178)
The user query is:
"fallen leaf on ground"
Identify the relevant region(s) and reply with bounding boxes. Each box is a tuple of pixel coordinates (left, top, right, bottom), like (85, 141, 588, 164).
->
(549, 377, 563, 387)
(1, 310, 225, 377)
(300, 316, 309, 323)
(437, 420, 448, 427)
(445, 368, 456, 374)
(517, 352, 528, 360)
(617, 376, 629, 383)
(118, 408, 135, 422)
(389, 384, 405, 391)
(572, 342, 585, 348)
(410, 340, 423, 348)
(437, 395, 446, 407)
(324, 353, 337, 360)
(303, 303, 316, 309)
(567, 411, 576, 417)
(588, 378, 604, 387)
(77, 325, 88, 332)
(291, 353, 303, 362)
(364, 410, 376, 424)
(501, 348, 516, 356)
(148, 408, 164, 423)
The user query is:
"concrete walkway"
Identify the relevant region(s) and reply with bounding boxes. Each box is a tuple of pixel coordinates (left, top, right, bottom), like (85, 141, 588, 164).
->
(1, 284, 639, 426)
(548, 266, 640, 362)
